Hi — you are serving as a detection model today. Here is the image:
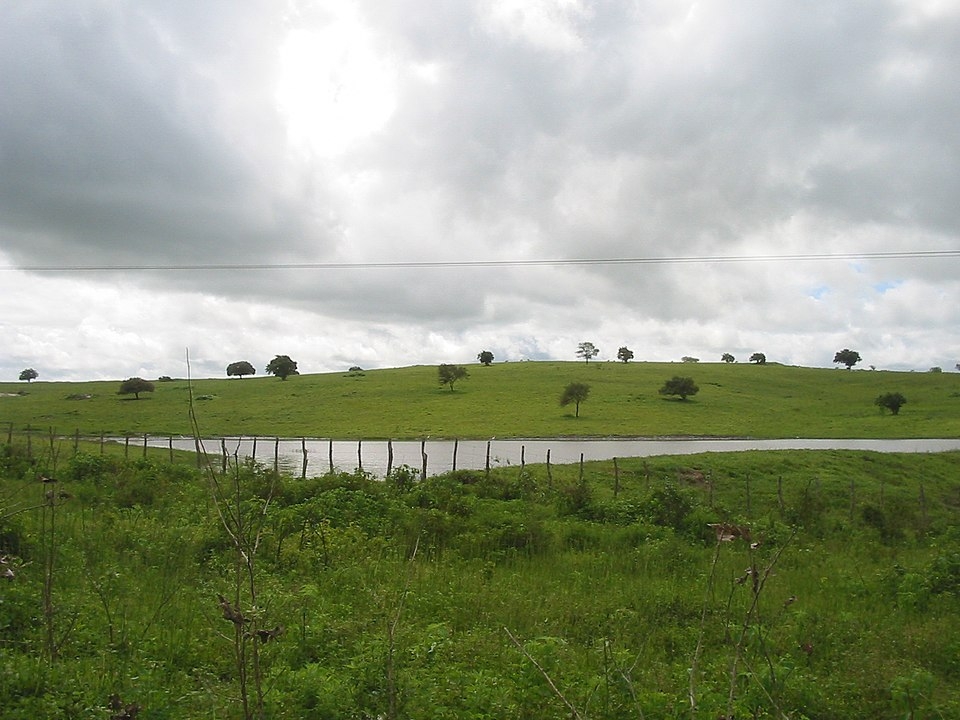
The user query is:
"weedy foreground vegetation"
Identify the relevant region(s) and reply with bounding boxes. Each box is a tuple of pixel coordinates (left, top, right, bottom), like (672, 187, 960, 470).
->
(2, 437, 960, 719)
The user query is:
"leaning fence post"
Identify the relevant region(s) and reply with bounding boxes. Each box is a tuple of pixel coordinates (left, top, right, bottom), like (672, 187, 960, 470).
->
(301, 438, 308, 479)
(452, 439, 458, 472)
(221, 438, 228, 473)
(252, 436, 258, 461)
(328, 439, 334, 474)
(485, 440, 491, 478)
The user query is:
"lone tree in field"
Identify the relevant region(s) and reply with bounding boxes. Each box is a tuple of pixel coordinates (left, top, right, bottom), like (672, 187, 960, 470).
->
(266, 355, 298, 380)
(721, 353, 735, 363)
(438, 364, 469, 391)
(226, 361, 256, 379)
(834, 348, 862, 370)
(577, 342, 599, 363)
(617, 346, 634, 363)
(659, 376, 699, 400)
(477, 350, 494, 366)
(118, 377, 155, 399)
(560, 382, 591, 417)
(19, 368, 38, 382)
(749, 352, 767, 364)
(875, 392, 906, 415)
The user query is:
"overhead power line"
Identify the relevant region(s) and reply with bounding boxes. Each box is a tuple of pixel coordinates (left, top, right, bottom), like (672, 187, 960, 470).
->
(5, 249, 959, 273)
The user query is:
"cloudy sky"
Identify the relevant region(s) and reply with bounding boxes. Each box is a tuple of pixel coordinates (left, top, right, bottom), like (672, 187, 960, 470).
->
(1, 1, 958, 382)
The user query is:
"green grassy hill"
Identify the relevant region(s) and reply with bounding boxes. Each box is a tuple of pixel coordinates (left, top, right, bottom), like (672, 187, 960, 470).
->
(2, 361, 958, 439)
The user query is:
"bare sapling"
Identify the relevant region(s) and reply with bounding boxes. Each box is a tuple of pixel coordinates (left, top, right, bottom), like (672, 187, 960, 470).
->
(187, 350, 280, 720)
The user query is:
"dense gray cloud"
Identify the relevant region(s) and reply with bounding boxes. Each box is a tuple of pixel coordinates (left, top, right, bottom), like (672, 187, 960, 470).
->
(1, 0, 958, 381)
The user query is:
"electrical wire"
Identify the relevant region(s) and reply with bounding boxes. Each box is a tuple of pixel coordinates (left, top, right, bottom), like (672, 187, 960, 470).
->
(4, 249, 958, 273)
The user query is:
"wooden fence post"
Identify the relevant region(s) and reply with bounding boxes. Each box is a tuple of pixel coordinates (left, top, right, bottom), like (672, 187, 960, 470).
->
(579, 453, 584, 483)
(274, 438, 279, 474)
(328, 439, 334, 474)
(387, 439, 394, 477)
(485, 440, 491, 479)
(143, 433, 148, 459)
(613, 457, 620, 497)
(221, 438, 228, 474)
(301, 438, 308, 479)
(124, 434, 129, 459)
(357, 439, 363, 471)
(546, 448, 552, 484)
(421, 443, 428, 480)
(100, 431, 105, 455)
(168, 436, 174, 463)
(252, 436, 258, 462)
(520, 445, 525, 475)
(452, 439, 458, 472)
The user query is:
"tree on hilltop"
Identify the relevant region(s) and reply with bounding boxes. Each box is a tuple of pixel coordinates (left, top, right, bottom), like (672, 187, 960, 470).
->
(226, 361, 256, 379)
(266, 355, 298, 380)
(560, 382, 591, 417)
(617, 346, 634, 363)
(749, 352, 767, 364)
(477, 350, 494, 366)
(834, 349, 862, 370)
(577, 342, 599, 363)
(118, 377, 155, 399)
(721, 353, 735, 363)
(19, 368, 38, 382)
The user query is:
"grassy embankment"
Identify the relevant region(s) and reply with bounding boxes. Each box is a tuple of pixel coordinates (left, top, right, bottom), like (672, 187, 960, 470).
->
(2, 361, 959, 439)
(1, 440, 959, 718)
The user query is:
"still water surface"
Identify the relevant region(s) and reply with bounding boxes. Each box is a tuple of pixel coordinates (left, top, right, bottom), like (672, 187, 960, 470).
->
(147, 436, 960, 478)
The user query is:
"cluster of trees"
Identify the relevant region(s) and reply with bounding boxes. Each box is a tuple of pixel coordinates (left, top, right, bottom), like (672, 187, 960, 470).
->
(224, 355, 299, 380)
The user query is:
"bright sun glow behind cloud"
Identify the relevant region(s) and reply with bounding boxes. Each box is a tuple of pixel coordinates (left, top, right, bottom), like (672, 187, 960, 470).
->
(276, 13, 396, 157)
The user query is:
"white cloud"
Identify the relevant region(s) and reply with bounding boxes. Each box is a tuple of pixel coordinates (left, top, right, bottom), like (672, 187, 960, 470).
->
(0, 1, 958, 382)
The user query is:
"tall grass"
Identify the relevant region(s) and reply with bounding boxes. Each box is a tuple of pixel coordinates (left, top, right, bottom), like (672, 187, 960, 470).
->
(2, 438, 959, 717)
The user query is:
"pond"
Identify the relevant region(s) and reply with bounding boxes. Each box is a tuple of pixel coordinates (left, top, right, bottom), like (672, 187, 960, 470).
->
(141, 436, 960, 478)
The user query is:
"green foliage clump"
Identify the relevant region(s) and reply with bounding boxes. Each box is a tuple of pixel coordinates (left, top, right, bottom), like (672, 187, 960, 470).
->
(2, 439, 960, 718)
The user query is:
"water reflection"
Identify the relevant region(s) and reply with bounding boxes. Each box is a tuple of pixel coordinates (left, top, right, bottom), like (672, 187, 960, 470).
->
(145, 436, 960, 478)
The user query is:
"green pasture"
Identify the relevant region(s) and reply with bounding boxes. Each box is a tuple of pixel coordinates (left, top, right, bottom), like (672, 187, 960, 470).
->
(2, 361, 959, 439)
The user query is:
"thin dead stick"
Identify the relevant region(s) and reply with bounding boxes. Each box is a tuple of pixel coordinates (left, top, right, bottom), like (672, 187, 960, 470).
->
(503, 626, 583, 720)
